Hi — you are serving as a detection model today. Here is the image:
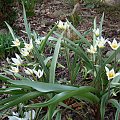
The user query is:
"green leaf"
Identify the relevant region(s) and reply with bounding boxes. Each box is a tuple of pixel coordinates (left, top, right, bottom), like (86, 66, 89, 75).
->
(0, 95, 20, 105)
(39, 24, 57, 53)
(0, 87, 22, 94)
(67, 20, 91, 46)
(100, 93, 108, 120)
(93, 17, 96, 45)
(5, 22, 16, 41)
(74, 92, 99, 104)
(0, 91, 42, 111)
(103, 47, 120, 67)
(26, 86, 96, 108)
(0, 74, 78, 92)
(111, 75, 120, 88)
(115, 109, 120, 120)
(99, 13, 104, 37)
(22, 2, 31, 40)
(55, 110, 61, 120)
(32, 41, 49, 79)
(49, 34, 62, 83)
(54, 32, 93, 69)
(108, 99, 120, 113)
(48, 104, 57, 120)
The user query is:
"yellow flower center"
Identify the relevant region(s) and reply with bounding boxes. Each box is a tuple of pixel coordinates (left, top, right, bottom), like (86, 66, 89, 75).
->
(112, 44, 118, 49)
(108, 72, 115, 78)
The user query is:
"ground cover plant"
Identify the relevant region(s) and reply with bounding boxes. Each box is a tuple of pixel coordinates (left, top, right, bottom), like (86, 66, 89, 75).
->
(0, 2, 120, 120)
(0, 33, 17, 59)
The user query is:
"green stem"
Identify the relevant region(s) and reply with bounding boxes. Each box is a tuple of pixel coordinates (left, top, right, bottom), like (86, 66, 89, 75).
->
(99, 48, 103, 91)
(64, 43, 72, 84)
(108, 80, 111, 99)
(114, 50, 117, 71)
(92, 53, 95, 87)
(63, 31, 72, 85)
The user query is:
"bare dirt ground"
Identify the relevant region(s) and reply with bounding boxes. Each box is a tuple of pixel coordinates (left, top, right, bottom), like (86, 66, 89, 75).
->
(13, 0, 120, 40)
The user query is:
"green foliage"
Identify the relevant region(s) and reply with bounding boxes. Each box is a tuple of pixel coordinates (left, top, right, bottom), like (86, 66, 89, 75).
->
(21, 0, 37, 17)
(0, 33, 17, 59)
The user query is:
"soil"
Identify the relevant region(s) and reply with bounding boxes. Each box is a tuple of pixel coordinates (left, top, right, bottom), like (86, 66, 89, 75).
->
(1, 0, 120, 120)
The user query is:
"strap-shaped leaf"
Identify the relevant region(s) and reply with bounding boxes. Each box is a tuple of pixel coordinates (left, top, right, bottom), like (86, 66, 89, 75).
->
(103, 47, 120, 67)
(74, 92, 99, 104)
(67, 20, 91, 46)
(54, 32, 93, 69)
(0, 95, 20, 106)
(32, 41, 49, 78)
(5, 22, 16, 41)
(26, 86, 97, 108)
(49, 33, 62, 83)
(23, 2, 31, 40)
(0, 91, 42, 111)
(39, 24, 57, 53)
(0, 74, 78, 92)
(100, 93, 108, 120)
(108, 99, 120, 112)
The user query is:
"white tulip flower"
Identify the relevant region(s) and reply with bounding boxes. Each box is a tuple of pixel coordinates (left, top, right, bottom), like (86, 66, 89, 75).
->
(20, 48, 29, 56)
(33, 69, 43, 78)
(57, 20, 69, 30)
(87, 45, 97, 54)
(24, 67, 33, 75)
(24, 39, 33, 51)
(105, 66, 119, 80)
(11, 53, 23, 66)
(8, 110, 35, 120)
(24, 110, 35, 120)
(35, 38, 41, 45)
(11, 38, 20, 47)
(97, 36, 107, 48)
(93, 28, 100, 37)
(10, 66, 19, 73)
(108, 38, 120, 50)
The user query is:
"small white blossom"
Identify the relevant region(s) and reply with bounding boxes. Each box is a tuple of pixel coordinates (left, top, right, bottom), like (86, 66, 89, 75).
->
(20, 48, 29, 56)
(11, 38, 20, 47)
(10, 66, 19, 73)
(11, 53, 23, 66)
(24, 39, 33, 51)
(24, 110, 35, 120)
(33, 69, 43, 78)
(93, 28, 100, 37)
(57, 20, 69, 30)
(24, 67, 33, 75)
(97, 36, 107, 48)
(87, 45, 97, 54)
(105, 66, 120, 80)
(35, 38, 41, 45)
(6, 57, 11, 64)
(8, 110, 35, 120)
(108, 38, 120, 50)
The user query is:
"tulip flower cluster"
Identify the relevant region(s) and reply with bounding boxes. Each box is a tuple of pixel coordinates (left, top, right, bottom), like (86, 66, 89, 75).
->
(88, 28, 120, 54)
(87, 28, 120, 80)
(7, 38, 43, 79)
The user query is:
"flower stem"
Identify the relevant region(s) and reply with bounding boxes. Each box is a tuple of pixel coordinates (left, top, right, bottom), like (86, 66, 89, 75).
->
(99, 48, 103, 91)
(114, 50, 117, 71)
(108, 80, 111, 99)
